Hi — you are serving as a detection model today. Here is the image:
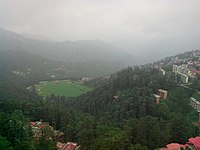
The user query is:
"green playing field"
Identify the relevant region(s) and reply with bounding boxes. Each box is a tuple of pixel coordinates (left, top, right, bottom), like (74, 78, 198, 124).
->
(36, 80, 92, 97)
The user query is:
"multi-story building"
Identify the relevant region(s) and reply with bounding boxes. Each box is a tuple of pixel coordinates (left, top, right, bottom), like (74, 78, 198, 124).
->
(172, 64, 188, 75)
(180, 73, 189, 83)
(172, 64, 189, 83)
(190, 97, 200, 113)
(159, 68, 166, 75)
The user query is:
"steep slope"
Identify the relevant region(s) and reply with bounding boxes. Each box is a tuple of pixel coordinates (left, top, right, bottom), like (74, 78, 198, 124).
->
(0, 28, 135, 65)
(1, 52, 126, 80)
(0, 50, 63, 83)
(67, 65, 198, 149)
(0, 28, 136, 77)
(0, 49, 199, 150)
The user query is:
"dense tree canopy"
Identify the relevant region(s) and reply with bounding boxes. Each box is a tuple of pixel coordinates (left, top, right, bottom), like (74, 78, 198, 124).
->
(0, 64, 199, 149)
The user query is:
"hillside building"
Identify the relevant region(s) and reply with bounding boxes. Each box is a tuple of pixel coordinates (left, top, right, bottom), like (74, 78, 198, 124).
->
(57, 142, 80, 150)
(172, 64, 189, 83)
(158, 89, 168, 99)
(179, 73, 189, 83)
(159, 68, 166, 75)
(190, 97, 200, 122)
(31, 121, 80, 150)
(153, 94, 161, 103)
(190, 97, 200, 113)
(172, 64, 188, 74)
(31, 121, 64, 141)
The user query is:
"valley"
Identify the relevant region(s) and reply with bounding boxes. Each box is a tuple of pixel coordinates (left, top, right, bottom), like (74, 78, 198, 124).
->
(1, 1, 200, 149)
(34, 80, 92, 97)
(1, 48, 200, 150)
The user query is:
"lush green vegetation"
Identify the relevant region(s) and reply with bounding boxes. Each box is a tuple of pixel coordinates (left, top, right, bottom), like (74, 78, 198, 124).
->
(1, 50, 200, 149)
(35, 80, 92, 97)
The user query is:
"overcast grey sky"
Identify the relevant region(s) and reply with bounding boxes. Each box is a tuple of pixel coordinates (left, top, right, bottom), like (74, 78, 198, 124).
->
(1, 0, 200, 62)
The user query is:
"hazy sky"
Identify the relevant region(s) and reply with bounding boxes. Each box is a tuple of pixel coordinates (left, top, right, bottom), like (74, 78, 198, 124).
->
(1, 0, 200, 62)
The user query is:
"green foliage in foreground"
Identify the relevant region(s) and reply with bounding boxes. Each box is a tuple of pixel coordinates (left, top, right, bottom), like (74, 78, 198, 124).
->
(0, 110, 57, 150)
(35, 80, 92, 97)
(0, 136, 13, 150)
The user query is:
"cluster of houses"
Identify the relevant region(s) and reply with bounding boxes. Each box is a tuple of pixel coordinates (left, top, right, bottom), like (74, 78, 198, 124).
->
(158, 93, 200, 149)
(31, 121, 80, 150)
(172, 64, 200, 83)
(171, 51, 200, 83)
(159, 136, 200, 150)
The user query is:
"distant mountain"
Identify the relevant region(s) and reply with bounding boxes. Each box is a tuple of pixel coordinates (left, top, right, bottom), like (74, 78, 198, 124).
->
(21, 33, 53, 41)
(0, 49, 126, 100)
(0, 28, 135, 67)
(0, 49, 127, 81)
(0, 50, 63, 82)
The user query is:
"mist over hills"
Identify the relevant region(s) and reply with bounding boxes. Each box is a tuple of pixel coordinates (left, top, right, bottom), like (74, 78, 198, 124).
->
(0, 28, 135, 74)
(21, 33, 53, 42)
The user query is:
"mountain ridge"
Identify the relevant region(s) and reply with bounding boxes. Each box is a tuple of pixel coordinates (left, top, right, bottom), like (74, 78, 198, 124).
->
(0, 28, 135, 65)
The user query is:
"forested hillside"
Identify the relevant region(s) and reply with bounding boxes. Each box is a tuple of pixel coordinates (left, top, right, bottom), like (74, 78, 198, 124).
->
(0, 28, 135, 77)
(1, 0, 199, 149)
(68, 67, 199, 149)
(0, 52, 200, 149)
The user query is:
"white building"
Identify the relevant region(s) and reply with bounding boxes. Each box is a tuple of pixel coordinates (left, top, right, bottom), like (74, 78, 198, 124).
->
(172, 64, 189, 83)
(159, 68, 166, 75)
(179, 73, 189, 83)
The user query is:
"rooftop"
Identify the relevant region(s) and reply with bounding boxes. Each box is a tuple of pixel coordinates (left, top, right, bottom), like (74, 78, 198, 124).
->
(158, 89, 168, 93)
(57, 142, 78, 150)
(160, 136, 200, 150)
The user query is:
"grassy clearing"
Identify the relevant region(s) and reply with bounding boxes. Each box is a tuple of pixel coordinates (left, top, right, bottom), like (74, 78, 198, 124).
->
(36, 80, 92, 97)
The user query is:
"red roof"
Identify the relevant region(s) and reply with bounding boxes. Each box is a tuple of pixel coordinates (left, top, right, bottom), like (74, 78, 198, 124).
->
(160, 136, 200, 150)
(30, 121, 48, 129)
(60, 142, 77, 150)
(188, 137, 200, 150)
(31, 122, 36, 126)
(166, 143, 184, 150)
(190, 69, 200, 74)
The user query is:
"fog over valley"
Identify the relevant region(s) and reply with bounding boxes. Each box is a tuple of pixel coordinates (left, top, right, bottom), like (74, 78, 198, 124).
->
(1, 0, 200, 63)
